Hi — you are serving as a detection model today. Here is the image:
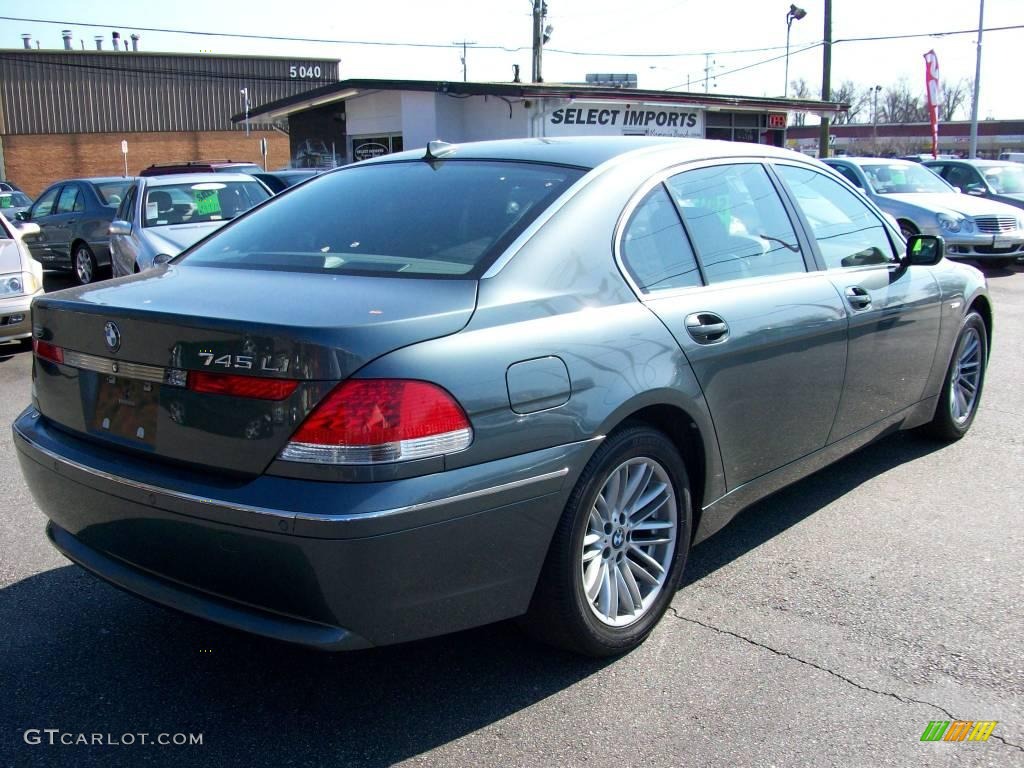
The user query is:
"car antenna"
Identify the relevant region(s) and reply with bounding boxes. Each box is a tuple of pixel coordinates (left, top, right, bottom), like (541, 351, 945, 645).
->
(423, 140, 455, 167)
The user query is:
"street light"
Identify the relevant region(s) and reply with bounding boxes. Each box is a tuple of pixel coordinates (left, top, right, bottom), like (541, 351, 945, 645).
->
(784, 4, 807, 98)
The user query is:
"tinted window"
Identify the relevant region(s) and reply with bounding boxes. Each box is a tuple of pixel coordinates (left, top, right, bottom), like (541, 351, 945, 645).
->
(117, 185, 137, 223)
(93, 181, 131, 207)
(31, 186, 60, 218)
(943, 165, 982, 191)
(832, 164, 864, 189)
(183, 161, 585, 278)
(143, 181, 270, 227)
(666, 164, 805, 284)
(56, 185, 80, 214)
(777, 165, 896, 269)
(621, 186, 701, 292)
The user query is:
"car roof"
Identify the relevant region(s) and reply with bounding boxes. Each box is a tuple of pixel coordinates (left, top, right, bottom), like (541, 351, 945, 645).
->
(923, 158, 1013, 167)
(142, 173, 260, 185)
(359, 136, 805, 171)
(52, 177, 137, 186)
(826, 157, 915, 166)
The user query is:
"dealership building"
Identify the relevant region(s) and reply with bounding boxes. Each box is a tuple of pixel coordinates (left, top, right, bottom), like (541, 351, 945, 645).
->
(236, 77, 847, 163)
(0, 35, 338, 195)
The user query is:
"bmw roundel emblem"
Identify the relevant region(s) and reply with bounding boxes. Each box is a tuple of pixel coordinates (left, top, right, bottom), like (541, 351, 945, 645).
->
(103, 321, 121, 352)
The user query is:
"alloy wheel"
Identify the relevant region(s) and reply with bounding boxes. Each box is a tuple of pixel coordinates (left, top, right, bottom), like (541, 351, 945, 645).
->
(580, 457, 677, 627)
(950, 326, 982, 425)
(75, 248, 93, 284)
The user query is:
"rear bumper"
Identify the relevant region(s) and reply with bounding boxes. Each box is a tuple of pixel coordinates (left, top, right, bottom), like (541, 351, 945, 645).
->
(14, 409, 597, 649)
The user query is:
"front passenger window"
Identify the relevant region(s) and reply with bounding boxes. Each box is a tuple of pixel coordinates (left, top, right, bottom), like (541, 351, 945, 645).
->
(31, 187, 60, 219)
(776, 165, 897, 269)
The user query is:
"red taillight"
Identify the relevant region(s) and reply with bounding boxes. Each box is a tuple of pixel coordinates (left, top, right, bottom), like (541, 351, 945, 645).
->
(280, 379, 472, 465)
(33, 339, 63, 364)
(188, 371, 298, 401)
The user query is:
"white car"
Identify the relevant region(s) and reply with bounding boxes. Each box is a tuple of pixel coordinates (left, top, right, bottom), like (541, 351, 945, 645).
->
(109, 173, 271, 277)
(0, 213, 43, 347)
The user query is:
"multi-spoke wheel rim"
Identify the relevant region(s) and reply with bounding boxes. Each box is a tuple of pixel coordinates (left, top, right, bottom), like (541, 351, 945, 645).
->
(950, 327, 982, 425)
(580, 457, 678, 627)
(76, 250, 93, 284)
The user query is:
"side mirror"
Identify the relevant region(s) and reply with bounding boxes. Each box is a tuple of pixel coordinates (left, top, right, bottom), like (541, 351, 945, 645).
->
(966, 186, 986, 196)
(13, 221, 40, 237)
(108, 220, 131, 236)
(15, 210, 28, 221)
(903, 234, 944, 267)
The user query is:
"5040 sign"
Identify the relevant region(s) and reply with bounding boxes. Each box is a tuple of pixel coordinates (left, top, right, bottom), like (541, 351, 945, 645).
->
(289, 64, 323, 78)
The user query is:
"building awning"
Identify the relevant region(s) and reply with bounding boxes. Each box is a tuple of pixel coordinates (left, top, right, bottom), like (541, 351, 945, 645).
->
(232, 78, 848, 124)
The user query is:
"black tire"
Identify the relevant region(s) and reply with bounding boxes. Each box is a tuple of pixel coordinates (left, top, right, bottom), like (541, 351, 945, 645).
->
(522, 424, 692, 657)
(920, 311, 987, 442)
(899, 220, 919, 241)
(73, 243, 98, 285)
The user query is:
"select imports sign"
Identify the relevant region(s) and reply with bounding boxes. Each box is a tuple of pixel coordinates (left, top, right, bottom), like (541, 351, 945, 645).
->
(545, 101, 704, 138)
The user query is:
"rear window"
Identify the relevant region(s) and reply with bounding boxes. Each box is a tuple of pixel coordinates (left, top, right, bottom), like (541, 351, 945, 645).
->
(181, 160, 585, 278)
(94, 181, 132, 207)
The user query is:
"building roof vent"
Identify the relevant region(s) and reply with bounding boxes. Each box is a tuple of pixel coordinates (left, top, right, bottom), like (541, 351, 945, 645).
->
(61, 30, 73, 50)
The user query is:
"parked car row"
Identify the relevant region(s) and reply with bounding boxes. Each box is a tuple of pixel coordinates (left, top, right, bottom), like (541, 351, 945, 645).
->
(0, 211, 43, 347)
(824, 157, 1024, 268)
(10, 161, 321, 284)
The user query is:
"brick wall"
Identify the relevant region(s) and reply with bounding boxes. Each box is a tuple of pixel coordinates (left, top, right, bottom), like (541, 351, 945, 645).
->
(2, 131, 289, 197)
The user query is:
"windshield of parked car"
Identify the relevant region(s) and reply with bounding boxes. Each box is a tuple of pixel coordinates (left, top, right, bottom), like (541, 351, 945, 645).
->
(0, 192, 31, 208)
(93, 181, 132, 207)
(143, 181, 270, 227)
(182, 160, 585, 278)
(981, 164, 1024, 194)
(859, 163, 951, 194)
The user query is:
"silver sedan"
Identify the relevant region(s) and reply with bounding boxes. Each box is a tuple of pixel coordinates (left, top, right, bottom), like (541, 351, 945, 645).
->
(824, 157, 1024, 267)
(109, 173, 271, 276)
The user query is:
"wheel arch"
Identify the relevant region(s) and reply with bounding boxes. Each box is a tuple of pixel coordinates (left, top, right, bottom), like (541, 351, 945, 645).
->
(968, 293, 993, 347)
(604, 401, 712, 541)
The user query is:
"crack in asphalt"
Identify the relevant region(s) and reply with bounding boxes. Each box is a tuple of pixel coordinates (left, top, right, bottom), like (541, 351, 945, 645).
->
(668, 607, 1024, 753)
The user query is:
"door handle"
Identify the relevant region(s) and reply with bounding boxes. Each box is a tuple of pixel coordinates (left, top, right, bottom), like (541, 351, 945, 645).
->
(685, 312, 730, 343)
(844, 285, 872, 310)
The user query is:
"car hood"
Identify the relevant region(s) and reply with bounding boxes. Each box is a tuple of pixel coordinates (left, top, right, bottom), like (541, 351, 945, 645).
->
(140, 221, 229, 256)
(882, 192, 1023, 218)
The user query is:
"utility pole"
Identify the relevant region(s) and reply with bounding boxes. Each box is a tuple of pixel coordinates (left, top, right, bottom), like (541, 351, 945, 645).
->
(817, 0, 832, 158)
(531, 0, 548, 82)
(969, 0, 984, 158)
(703, 53, 715, 95)
(453, 40, 477, 82)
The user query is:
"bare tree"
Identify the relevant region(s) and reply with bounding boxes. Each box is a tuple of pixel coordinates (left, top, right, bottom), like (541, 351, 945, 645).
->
(789, 78, 811, 126)
(830, 81, 868, 124)
(940, 77, 972, 121)
(879, 78, 929, 123)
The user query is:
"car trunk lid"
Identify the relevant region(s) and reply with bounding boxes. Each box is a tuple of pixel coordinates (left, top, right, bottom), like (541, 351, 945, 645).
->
(31, 265, 477, 474)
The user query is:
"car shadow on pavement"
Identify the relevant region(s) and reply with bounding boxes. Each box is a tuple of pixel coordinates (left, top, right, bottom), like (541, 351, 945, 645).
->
(0, 431, 942, 766)
(976, 262, 1022, 279)
(0, 563, 612, 767)
(683, 430, 944, 587)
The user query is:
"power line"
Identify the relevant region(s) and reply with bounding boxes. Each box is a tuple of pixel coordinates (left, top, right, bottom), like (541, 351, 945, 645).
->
(668, 43, 823, 91)
(7, 14, 1019, 61)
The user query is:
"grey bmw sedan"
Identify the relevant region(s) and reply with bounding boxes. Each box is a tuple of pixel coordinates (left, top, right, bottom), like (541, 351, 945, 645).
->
(14, 138, 991, 657)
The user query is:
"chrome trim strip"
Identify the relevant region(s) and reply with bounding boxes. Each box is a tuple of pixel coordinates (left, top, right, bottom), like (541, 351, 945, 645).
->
(15, 423, 593, 526)
(61, 350, 169, 385)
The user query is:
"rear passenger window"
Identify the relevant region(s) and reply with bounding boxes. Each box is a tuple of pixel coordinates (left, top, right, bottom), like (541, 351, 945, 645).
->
(56, 185, 80, 214)
(776, 165, 897, 269)
(666, 164, 806, 284)
(620, 186, 702, 293)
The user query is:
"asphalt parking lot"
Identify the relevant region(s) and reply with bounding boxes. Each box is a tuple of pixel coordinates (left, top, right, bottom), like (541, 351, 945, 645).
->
(1, 266, 1022, 767)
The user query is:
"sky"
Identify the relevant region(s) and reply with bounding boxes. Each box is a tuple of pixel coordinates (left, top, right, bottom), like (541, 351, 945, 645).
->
(2, 0, 1022, 120)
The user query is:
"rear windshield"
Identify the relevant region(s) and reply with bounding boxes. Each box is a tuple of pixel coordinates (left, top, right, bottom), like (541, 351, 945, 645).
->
(181, 160, 585, 278)
(143, 181, 270, 227)
(94, 181, 132, 207)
